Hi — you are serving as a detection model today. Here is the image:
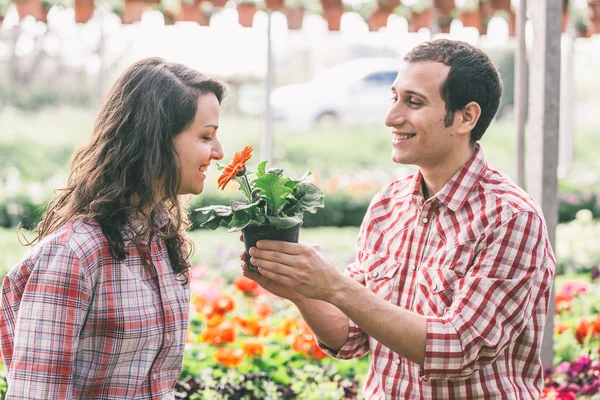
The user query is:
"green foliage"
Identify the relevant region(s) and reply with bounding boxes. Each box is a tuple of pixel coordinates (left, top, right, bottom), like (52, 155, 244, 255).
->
(195, 162, 324, 232)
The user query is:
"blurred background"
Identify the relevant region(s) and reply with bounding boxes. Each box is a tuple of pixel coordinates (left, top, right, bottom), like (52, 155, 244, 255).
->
(1, 0, 600, 398)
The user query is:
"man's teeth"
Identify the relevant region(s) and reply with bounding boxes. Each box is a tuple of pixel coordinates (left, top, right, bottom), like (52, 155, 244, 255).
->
(394, 134, 414, 140)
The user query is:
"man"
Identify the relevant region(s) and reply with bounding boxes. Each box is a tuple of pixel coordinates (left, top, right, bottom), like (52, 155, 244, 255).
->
(242, 39, 556, 399)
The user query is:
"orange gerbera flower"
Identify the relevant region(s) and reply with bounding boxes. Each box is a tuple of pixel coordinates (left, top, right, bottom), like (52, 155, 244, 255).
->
(217, 145, 254, 190)
(213, 347, 245, 368)
(242, 338, 265, 356)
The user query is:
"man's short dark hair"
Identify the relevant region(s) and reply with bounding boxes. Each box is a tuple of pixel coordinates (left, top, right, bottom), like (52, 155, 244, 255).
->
(404, 39, 502, 143)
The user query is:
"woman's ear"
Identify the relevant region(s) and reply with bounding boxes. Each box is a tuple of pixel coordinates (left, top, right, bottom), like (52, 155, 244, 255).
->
(456, 101, 482, 136)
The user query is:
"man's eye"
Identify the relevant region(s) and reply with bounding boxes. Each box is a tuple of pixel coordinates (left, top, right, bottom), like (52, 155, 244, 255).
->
(408, 100, 422, 107)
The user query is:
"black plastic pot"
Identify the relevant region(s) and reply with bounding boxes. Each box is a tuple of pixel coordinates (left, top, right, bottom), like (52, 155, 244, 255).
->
(242, 223, 301, 272)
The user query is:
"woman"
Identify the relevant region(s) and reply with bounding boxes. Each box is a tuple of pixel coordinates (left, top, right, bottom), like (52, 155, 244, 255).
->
(0, 57, 226, 399)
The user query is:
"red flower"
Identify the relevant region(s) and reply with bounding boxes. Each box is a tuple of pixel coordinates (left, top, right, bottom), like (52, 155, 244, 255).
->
(233, 276, 259, 295)
(202, 294, 236, 318)
(254, 302, 274, 318)
(217, 146, 254, 190)
(575, 319, 593, 345)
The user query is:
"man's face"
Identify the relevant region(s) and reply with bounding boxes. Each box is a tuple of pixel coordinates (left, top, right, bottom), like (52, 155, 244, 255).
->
(385, 61, 464, 171)
(173, 93, 224, 196)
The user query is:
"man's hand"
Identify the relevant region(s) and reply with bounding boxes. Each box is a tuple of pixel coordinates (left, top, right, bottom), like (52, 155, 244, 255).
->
(239, 236, 305, 303)
(248, 240, 345, 302)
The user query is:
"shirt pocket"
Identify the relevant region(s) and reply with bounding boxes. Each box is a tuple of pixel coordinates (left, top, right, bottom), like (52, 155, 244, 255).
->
(360, 251, 401, 302)
(412, 267, 460, 317)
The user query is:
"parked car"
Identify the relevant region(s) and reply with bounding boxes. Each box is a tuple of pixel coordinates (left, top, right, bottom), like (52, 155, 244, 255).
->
(270, 57, 401, 132)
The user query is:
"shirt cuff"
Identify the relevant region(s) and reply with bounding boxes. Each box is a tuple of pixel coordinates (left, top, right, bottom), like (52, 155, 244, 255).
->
(420, 316, 472, 381)
(316, 318, 369, 360)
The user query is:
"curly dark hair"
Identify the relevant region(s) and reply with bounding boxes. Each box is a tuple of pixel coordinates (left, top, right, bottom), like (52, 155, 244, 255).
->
(404, 39, 502, 143)
(30, 57, 227, 283)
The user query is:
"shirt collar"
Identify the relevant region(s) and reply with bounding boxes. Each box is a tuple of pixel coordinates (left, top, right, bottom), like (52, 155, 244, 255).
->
(122, 202, 171, 242)
(433, 144, 487, 212)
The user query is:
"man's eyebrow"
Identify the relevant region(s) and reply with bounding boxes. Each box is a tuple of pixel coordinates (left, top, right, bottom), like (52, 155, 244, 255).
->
(389, 87, 428, 101)
(404, 90, 428, 100)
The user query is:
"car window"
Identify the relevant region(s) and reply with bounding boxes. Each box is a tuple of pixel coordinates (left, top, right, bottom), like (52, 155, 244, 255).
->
(363, 71, 398, 86)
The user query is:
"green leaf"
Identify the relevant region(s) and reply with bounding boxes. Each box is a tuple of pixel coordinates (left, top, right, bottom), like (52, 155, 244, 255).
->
(193, 205, 233, 230)
(228, 210, 251, 232)
(253, 174, 293, 214)
(231, 199, 260, 211)
(266, 214, 303, 229)
(256, 160, 268, 177)
(294, 182, 325, 214)
(284, 170, 310, 191)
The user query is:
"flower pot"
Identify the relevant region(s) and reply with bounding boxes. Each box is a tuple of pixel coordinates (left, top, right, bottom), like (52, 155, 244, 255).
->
(264, 0, 284, 10)
(15, 0, 46, 22)
(324, 8, 343, 31)
(180, 0, 209, 24)
(243, 223, 301, 272)
(434, 0, 455, 16)
(589, 1, 600, 35)
(237, 3, 256, 27)
(284, 6, 304, 29)
(74, 0, 95, 23)
(410, 8, 432, 31)
(368, 9, 391, 31)
(459, 10, 483, 31)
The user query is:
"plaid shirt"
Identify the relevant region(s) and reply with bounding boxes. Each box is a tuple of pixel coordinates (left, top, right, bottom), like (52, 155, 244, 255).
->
(323, 145, 555, 399)
(0, 211, 190, 399)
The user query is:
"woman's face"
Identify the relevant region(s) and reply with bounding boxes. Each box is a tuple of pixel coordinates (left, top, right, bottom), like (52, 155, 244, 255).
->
(173, 92, 224, 196)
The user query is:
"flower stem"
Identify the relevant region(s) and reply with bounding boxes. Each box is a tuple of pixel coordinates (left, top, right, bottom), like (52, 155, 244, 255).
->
(238, 171, 253, 202)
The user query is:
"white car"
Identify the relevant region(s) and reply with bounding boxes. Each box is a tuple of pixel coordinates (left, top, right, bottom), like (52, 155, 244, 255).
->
(270, 57, 401, 132)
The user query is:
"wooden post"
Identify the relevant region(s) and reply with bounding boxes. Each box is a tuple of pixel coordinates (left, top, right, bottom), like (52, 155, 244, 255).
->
(261, 10, 274, 163)
(527, 0, 561, 370)
(514, 0, 528, 189)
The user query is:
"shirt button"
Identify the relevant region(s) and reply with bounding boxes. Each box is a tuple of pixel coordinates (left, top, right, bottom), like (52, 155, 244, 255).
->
(166, 333, 170, 341)
(152, 373, 157, 380)
(395, 359, 401, 365)
(410, 264, 417, 271)
(432, 283, 438, 291)
(372, 272, 379, 278)
(422, 217, 429, 224)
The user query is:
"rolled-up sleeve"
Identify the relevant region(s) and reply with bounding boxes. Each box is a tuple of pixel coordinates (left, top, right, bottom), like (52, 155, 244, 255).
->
(421, 211, 554, 381)
(318, 259, 371, 360)
(4, 244, 91, 399)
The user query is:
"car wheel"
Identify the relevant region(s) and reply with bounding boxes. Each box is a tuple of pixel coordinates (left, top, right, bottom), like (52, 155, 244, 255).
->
(314, 112, 339, 130)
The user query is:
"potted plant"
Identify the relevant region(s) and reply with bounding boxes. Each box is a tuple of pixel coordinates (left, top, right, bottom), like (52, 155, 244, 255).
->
(195, 146, 325, 272)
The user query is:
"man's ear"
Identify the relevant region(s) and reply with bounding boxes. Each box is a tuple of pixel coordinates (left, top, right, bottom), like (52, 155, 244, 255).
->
(456, 101, 482, 136)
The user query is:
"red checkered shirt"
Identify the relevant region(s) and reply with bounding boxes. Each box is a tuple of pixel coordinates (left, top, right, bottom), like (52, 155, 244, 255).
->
(322, 145, 556, 399)
(0, 211, 190, 399)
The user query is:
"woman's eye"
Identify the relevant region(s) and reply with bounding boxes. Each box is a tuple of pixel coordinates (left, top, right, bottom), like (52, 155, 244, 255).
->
(202, 136, 214, 141)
